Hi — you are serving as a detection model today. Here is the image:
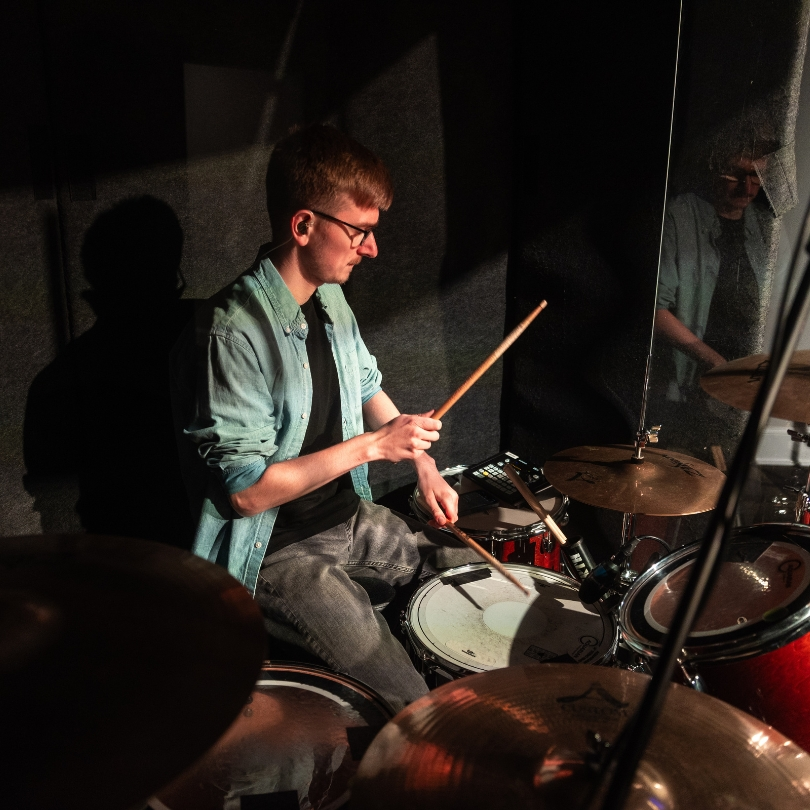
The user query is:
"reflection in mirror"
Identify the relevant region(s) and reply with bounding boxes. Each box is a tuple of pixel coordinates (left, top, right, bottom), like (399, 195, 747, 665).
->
(633, 2, 810, 556)
(647, 3, 810, 483)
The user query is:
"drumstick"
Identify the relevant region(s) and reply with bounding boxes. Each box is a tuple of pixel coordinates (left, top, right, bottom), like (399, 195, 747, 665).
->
(503, 463, 568, 547)
(444, 522, 531, 595)
(433, 301, 547, 420)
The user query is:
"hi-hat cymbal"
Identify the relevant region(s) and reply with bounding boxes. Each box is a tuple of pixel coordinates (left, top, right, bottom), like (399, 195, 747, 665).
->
(700, 351, 810, 423)
(350, 664, 810, 810)
(0, 534, 266, 810)
(543, 444, 725, 515)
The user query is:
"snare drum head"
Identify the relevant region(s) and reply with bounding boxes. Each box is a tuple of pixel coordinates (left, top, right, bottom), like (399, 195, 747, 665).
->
(155, 662, 393, 810)
(406, 563, 614, 674)
(412, 466, 565, 535)
(621, 523, 810, 660)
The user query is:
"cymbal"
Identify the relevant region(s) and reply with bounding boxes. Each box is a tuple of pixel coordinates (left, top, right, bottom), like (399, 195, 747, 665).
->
(700, 351, 810, 423)
(350, 664, 810, 810)
(543, 444, 725, 515)
(0, 534, 266, 810)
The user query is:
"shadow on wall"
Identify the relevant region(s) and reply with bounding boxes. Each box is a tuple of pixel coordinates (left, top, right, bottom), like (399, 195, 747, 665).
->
(23, 196, 195, 549)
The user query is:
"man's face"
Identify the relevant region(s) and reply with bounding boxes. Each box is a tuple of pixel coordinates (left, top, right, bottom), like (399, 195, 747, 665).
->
(714, 156, 762, 216)
(299, 195, 379, 287)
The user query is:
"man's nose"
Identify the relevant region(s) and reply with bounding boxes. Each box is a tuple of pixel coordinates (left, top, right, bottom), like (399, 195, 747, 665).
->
(743, 174, 759, 195)
(358, 231, 378, 258)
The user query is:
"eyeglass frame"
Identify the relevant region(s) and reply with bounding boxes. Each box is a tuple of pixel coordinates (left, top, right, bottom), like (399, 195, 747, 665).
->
(309, 209, 375, 246)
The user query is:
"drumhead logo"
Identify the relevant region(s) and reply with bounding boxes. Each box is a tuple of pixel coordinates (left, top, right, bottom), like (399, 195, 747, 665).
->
(556, 683, 630, 720)
(778, 559, 802, 588)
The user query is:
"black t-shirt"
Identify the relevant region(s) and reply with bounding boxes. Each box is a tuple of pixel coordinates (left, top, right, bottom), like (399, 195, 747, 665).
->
(702, 216, 760, 362)
(266, 296, 359, 554)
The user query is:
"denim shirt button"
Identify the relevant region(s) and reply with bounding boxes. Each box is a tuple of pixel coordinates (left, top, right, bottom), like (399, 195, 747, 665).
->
(303, 362, 309, 369)
(254, 542, 262, 548)
(284, 326, 291, 334)
(301, 322, 307, 329)
(301, 412, 307, 419)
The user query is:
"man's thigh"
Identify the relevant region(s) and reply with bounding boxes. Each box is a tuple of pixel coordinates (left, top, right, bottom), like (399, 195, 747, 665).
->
(347, 500, 479, 582)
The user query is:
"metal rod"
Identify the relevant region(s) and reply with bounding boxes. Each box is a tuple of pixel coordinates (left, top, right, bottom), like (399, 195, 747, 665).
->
(637, 0, 685, 439)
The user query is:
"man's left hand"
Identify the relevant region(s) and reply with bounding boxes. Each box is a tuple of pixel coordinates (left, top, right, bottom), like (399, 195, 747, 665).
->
(413, 454, 458, 527)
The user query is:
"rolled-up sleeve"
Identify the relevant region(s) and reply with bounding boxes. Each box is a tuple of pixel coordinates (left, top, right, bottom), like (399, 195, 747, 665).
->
(656, 209, 678, 312)
(186, 332, 278, 495)
(354, 328, 382, 404)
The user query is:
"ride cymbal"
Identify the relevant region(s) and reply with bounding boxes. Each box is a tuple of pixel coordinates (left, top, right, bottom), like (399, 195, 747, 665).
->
(350, 664, 810, 810)
(0, 534, 266, 810)
(542, 444, 725, 515)
(700, 351, 810, 423)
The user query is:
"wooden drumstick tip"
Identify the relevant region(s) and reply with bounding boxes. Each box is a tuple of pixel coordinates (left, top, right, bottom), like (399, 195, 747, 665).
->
(503, 463, 568, 546)
(445, 522, 531, 595)
(432, 300, 549, 421)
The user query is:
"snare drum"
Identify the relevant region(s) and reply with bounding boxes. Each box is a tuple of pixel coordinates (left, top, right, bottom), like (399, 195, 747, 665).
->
(620, 523, 810, 752)
(153, 662, 394, 810)
(402, 562, 616, 684)
(410, 465, 568, 570)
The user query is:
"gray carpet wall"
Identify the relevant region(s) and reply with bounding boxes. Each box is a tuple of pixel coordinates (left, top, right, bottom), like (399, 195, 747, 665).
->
(1, 1, 512, 544)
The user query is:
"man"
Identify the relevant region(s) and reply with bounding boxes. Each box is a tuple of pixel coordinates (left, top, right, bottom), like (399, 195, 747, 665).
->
(655, 150, 771, 399)
(652, 146, 773, 461)
(172, 124, 475, 711)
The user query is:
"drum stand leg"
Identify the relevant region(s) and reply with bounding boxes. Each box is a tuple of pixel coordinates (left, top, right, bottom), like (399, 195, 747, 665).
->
(619, 513, 639, 586)
(618, 513, 671, 586)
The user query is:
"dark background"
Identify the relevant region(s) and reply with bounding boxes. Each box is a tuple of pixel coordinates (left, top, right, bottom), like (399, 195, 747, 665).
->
(1, 1, 806, 551)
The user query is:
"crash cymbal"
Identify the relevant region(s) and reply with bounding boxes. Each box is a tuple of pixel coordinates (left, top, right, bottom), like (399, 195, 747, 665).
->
(700, 351, 810, 423)
(0, 534, 266, 810)
(351, 664, 810, 810)
(543, 444, 725, 516)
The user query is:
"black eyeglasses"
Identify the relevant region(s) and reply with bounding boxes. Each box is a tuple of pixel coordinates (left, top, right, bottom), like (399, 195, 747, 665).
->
(310, 209, 375, 246)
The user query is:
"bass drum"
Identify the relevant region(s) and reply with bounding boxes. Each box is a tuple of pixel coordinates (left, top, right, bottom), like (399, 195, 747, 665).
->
(620, 523, 810, 753)
(410, 465, 568, 570)
(403, 562, 616, 685)
(152, 662, 394, 810)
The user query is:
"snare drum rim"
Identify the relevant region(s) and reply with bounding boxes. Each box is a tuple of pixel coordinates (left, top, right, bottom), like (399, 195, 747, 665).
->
(403, 562, 617, 677)
(258, 660, 397, 718)
(619, 523, 810, 665)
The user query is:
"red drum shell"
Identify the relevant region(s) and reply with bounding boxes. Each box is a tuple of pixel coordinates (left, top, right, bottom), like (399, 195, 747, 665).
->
(695, 632, 810, 751)
(620, 523, 810, 752)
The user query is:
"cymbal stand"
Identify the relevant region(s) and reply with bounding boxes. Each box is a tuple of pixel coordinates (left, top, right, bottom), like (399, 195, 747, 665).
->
(787, 428, 810, 524)
(617, 426, 664, 586)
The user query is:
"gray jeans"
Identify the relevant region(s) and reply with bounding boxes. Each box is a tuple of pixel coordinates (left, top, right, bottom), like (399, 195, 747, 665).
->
(255, 500, 478, 712)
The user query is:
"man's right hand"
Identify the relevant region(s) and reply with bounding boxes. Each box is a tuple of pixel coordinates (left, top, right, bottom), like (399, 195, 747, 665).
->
(368, 412, 442, 463)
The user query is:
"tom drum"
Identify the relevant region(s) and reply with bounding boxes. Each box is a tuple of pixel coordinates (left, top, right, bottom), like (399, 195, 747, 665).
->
(620, 523, 810, 752)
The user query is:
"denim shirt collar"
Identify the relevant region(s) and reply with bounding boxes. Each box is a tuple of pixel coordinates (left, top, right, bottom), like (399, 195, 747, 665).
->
(255, 258, 333, 337)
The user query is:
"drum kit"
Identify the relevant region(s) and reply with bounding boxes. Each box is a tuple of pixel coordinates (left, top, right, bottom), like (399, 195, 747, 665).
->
(362, 349, 810, 807)
(6, 351, 810, 809)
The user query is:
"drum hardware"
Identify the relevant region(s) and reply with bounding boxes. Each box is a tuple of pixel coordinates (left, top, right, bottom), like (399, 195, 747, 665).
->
(349, 663, 810, 810)
(0, 534, 266, 810)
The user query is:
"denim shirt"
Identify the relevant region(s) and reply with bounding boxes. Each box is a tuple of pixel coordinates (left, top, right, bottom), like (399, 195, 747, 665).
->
(175, 259, 382, 595)
(655, 193, 771, 401)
